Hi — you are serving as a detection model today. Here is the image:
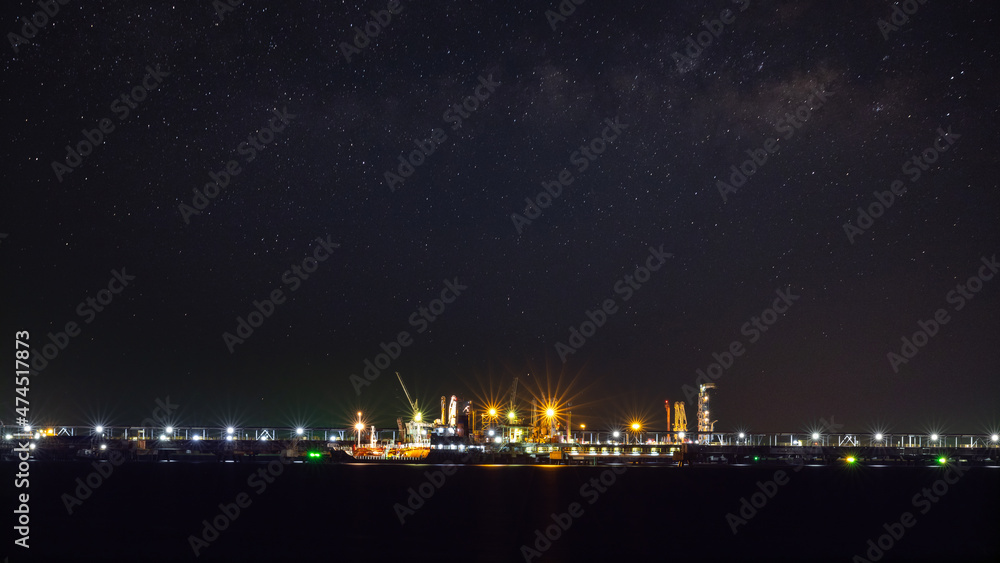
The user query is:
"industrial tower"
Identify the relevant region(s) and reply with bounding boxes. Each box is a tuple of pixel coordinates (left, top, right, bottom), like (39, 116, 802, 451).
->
(697, 383, 717, 432)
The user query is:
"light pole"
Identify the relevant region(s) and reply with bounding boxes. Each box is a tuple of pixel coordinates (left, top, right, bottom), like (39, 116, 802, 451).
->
(355, 411, 364, 447)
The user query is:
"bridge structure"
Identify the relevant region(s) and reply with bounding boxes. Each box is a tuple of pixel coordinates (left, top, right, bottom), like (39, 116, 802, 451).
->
(2, 426, 998, 465)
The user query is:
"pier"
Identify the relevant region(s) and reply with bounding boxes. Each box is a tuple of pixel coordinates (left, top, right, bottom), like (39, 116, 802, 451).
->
(3, 425, 998, 466)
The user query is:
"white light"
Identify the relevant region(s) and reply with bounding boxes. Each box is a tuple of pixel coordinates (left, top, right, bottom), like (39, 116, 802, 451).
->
(812, 432, 820, 440)
(738, 432, 745, 439)
(874, 433, 883, 441)
(160, 434, 168, 440)
(29, 443, 35, 450)
(100, 444, 107, 450)
(495, 436, 502, 443)
(992, 434, 998, 442)
(23, 425, 31, 432)
(931, 434, 938, 441)
(296, 427, 304, 435)
(260, 436, 268, 441)
(226, 435, 233, 441)
(227, 427, 235, 434)
(165, 426, 173, 433)
(193, 435, 201, 441)
(678, 432, 686, 439)
(96, 426, 104, 433)
(4, 434, 11, 440)
(612, 431, 620, 438)
(34, 433, 40, 439)
(488, 430, 495, 436)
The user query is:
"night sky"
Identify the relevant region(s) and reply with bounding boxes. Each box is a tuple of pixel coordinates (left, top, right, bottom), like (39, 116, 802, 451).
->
(3, 0, 998, 434)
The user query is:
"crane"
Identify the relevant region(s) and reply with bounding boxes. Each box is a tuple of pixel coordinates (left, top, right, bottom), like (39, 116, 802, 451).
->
(395, 371, 418, 418)
(508, 376, 519, 418)
(395, 372, 430, 445)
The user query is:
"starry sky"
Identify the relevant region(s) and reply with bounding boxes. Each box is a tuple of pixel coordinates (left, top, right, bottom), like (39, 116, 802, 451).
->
(2, 0, 998, 434)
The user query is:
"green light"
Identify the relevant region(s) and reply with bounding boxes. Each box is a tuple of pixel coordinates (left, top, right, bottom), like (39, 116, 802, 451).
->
(753, 456, 759, 461)
(846, 456, 856, 464)
(937, 457, 947, 464)
(308, 452, 321, 458)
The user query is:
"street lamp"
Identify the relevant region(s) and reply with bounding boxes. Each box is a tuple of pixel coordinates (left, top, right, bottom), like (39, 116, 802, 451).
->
(355, 411, 364, 447)
(544, 407, 557, 440)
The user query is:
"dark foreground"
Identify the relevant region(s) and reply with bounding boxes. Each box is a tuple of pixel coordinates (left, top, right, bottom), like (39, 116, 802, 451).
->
(2, 462, 998, 563)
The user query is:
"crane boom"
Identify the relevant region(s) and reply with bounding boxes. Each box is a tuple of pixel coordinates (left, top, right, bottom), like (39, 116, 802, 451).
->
(396, 371, 417, 411)
(509, 377, 518, 413)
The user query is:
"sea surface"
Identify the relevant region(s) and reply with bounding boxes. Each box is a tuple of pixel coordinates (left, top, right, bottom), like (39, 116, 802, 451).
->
(2, 461, 998, 562)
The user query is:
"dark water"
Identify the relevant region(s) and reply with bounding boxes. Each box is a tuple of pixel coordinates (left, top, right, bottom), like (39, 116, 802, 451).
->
(3, 461, 998, 562)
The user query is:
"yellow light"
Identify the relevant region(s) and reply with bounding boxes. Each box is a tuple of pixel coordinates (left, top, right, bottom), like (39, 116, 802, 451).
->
(507, 411, 516, 420)
(631, 423, 641, 431)
(354, 423, 364, 431)
(414, 413, 422, 422)
(580, 424, 586, 429)
(488, 408, 497, 417)
(546, 408, 555, 418)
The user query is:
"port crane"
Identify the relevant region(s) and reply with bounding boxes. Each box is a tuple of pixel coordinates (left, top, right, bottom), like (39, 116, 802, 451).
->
(395, 372, 430, 445)
(396, 371, 419, 419)
(508, 376, 518, 420)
